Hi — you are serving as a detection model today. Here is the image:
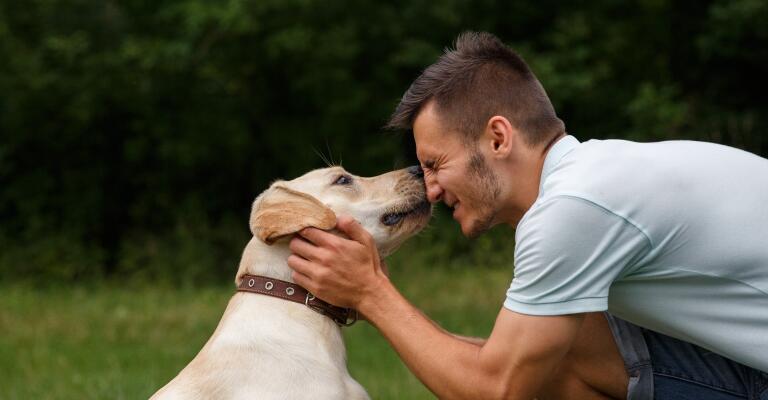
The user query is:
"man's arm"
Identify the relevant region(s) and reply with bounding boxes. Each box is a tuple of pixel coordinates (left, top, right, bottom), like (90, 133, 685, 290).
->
(287, 217, 584, 399)
(363, 276, 584, 399)
(377, 262, 486, 346)
(407, 307, 488, 346)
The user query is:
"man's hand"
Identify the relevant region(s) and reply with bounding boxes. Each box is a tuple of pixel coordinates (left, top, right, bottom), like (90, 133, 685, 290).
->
(288, 217, 585, 399)
(287, 215, 387, 308)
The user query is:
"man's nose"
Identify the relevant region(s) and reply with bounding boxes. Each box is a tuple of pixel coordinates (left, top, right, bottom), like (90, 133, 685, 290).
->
(424, 174, 443, 203)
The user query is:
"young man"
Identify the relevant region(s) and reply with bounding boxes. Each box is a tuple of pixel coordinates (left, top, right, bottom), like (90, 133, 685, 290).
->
(287, 32, 768, 399)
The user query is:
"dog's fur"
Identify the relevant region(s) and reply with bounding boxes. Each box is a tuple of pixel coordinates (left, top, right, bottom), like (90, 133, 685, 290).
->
(151, 166, 431, 400)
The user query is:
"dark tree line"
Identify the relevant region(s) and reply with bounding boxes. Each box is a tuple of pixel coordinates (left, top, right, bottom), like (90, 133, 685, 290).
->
(1, 0, 766, 283)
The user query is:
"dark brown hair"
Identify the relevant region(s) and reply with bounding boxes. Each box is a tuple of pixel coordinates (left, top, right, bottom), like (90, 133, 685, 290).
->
(386, 31, 565, 147)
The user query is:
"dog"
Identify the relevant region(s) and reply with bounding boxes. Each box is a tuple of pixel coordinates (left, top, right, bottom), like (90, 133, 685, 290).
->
(151, 166, 431, 400)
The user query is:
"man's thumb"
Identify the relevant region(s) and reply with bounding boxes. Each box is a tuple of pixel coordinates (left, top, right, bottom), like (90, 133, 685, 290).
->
(336, 215, 371, 245)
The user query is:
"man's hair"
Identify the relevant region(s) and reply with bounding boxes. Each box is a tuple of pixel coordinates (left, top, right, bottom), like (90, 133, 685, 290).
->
(386, 31, 565, 147)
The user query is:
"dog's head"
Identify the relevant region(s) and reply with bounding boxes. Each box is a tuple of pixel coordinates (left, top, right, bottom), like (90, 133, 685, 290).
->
(250, 166, 431, 256)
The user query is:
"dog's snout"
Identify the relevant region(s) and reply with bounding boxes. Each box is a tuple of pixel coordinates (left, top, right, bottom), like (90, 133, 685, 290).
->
(407, 165, 424, 178)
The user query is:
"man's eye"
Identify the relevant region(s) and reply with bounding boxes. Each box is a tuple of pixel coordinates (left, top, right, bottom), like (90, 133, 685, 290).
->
(333, 175, 353, 185)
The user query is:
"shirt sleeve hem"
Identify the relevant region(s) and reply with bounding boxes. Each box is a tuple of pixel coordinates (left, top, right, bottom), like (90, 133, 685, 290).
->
(503, 297, 608, 316)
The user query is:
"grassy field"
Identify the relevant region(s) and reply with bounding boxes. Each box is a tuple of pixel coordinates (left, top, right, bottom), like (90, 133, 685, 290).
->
(0, 262, 512, 399)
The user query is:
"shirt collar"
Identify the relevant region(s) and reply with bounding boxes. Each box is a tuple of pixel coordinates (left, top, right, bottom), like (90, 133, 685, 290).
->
(539, 135, 580, 194)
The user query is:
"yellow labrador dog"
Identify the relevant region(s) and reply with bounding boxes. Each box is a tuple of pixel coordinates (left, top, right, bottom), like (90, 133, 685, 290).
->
(151, 166, 430, 400)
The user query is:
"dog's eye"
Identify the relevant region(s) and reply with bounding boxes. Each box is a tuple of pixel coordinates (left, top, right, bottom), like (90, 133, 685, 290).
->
(333, 174, 353, 186)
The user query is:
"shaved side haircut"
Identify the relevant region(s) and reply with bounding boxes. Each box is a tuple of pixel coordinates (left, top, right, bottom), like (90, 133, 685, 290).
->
(387, 31, 565, 147)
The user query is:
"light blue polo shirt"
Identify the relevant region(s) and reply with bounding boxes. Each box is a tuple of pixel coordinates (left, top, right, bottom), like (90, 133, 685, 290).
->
(504, 135, 768, 372)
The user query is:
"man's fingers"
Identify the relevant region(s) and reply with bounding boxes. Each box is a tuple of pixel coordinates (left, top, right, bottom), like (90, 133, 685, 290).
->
(291, 270, 316, 293)
(286, 254, 319, 278)
(289, 236, 329, 263)
(298, 226, 336, 247)
(336, 216, 372, 245)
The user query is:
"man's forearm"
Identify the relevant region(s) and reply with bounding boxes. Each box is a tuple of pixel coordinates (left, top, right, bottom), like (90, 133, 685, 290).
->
(417, 308, 488, 346)
(452, 334, 487, 346)
(359, 277, 501, 399)
(287, 221, 568, 398)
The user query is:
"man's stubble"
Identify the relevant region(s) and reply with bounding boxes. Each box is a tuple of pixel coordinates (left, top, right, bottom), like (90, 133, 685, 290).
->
(465, 148, 502, 239)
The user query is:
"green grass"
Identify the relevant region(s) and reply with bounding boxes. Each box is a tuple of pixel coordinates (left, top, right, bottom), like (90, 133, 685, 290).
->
(0, 263, 512, 399)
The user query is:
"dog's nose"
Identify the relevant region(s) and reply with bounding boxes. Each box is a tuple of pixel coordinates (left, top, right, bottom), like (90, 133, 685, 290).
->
(407, 165, 424, 178)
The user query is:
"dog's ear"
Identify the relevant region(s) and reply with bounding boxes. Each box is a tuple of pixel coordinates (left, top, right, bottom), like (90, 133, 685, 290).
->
(250, 186, 337, 245)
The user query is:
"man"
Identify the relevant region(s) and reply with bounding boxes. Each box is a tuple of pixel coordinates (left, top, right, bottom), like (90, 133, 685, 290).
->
(287, 32, 768, 399)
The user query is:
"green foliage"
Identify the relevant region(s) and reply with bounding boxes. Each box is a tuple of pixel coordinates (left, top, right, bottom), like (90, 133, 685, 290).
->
(0, 231, 105, 282)
(115, 214, 248, 285)
(0, 0, 765, 282)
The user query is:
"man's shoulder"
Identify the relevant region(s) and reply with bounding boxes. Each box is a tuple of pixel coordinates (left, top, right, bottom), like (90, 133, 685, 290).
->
(538, 139, 698, 212)
(541, 139, 638, 194)
(516, 194, 650, 247)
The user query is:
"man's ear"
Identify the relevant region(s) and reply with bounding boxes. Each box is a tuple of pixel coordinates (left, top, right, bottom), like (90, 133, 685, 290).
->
(485, 115, 515, 157)
(250, 186, 337, 245)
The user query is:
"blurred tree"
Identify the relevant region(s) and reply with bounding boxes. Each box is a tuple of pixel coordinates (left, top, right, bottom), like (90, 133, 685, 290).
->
(0, 0, 765, 282)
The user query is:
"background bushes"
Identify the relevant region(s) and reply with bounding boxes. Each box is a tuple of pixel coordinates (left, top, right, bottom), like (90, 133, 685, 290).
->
(1, 0, 766, 283)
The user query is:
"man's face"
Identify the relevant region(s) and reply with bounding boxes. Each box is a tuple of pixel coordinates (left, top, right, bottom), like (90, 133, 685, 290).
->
(413, 103, 502, 238)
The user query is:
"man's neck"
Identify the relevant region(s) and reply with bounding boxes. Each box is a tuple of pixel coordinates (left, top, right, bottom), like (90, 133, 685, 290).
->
(502, 133, 566, 227)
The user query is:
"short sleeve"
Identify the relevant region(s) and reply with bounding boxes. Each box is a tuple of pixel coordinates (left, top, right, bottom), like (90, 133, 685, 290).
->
(504, 196, 652, 315)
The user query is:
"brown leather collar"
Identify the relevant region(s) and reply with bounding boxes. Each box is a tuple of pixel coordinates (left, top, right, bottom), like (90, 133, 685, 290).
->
(237, 274, 358, 326)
